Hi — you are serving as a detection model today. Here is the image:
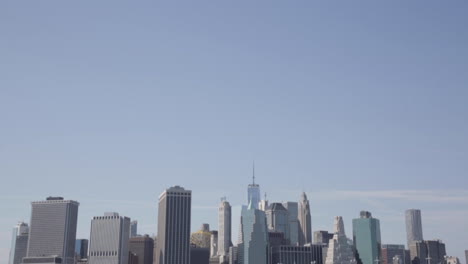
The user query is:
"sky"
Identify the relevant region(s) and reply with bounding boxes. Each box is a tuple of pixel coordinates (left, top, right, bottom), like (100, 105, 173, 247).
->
(1, 0, 468, 263)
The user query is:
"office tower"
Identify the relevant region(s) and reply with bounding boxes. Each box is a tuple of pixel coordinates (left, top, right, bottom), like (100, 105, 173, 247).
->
(405, 210, 424, 248)
(352, 211, 381, 264)
(298, 192, 312, 245)
(408, 240, 446, 264)
(8, 222, 29, 264)
(259, 193, 269, 211)
(238, 202, 269, 264)
(266, 203, 290, 243)
(325, 216, 357, 264)
(314, 231, 334, 246)
(269, 244, 324, 264)
(210, 231, 218, 258)
(190, 244, 210, 264)
(191, 224, 212, 249)
(129, 235, 154, 264)
(218, 199, 232, 262)
(465, 250, 468, 264)
(247, 164, 260, 210)
(381, 245, 410, 264)
(283, 201, 300, 245)
(155, 186, 192, 264)
(26, 197, 79, 264)
(88, 212, 130, 264)
(130, 221, 138, 238)
(229, 246, 238, 264)
(75, 239, 88, 260)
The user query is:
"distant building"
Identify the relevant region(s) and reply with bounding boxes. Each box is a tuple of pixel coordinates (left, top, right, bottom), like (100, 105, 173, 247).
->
(408, 240, 446, 264)
(8, 222, 29, 264)
(268, 231, 287, 247)
(26, 197, 79, 264)
(154, 186, 192, 264)
(190, 245, 209, 264)
(269, 244, 324, 264)
(238, 203, 269, 264)
(325, 216, 357, 264)
(218, 199, 232, 263)
(191, 224, 211, 249)
(314, 231, 334, 246)
(405, 210, 423, 248)
(130, 221, 138, 238)
(266, 203, 290, 243)
(75, 239, 88, 260)
(88, 212, 130, 264)
(445, 256, 461, 264)
(353, 211, 381, 264)
(247, 165, 261, 210)
(283, 201, 300, 245)
(465, 250, 468, 264)
(129, 235, 154, 264)
(381, 245, 410, 264)
(298, 192, 312, 245)
(228, 246, 238, 264)
(210, 231, 218, 258)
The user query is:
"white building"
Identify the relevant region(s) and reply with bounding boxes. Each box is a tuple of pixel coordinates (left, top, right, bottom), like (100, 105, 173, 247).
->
(325, 216, 357, 264)
(218, 199, 232, 262)
(298, 192, 312, 245)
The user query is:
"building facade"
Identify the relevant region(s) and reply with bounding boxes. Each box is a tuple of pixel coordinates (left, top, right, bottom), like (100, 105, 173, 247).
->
(8, 222, 29, 264)
(88, 212, 130, 264)
(239, 204, 269, 264)
(270, 244, 324, 264)
(218, 199, 232, 262)
(129, 235, 154, 264)
(247, 172, 261, 210)
(266, 203, 290, 243)
(283, 202, 300, 245)
(130, 221, 138, 238)
(405, 210, 424, 248)
(26, 197, 79, 264)
(155, 186, 192, 264)
(408, 240, 446, 264)
(75, 239, 89, 260)
(352, 211, 381, 264)
(325, 216, 357, 264)
(298, 192, 312, 245)
(314, 231, 334, 246)
(381, 245, 410, 264)
(191, 224, 211, 249)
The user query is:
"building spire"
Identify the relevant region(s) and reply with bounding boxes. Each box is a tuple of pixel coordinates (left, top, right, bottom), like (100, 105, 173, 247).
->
(252, 161, 256, 184)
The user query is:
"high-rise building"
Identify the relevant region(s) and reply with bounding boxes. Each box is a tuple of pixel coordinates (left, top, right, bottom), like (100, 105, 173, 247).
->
(88, 212, 130, 264)
(381, 245, 410, 264)
(75, 239, 88, 260)
(210, 231, 218, 258)
(408, 240, 446, 264)
(247, 165, 261, 210)
(325, 216, 357, 264)
(259, 193, 269, 212)
(266, 203, 290, 243)
(314, 231, 334, 246)
(352, 211, 381, 264)
(298, 192, 312, 245)
(283, 201, 300, 245)
(129, 235, 154, 264)
(8, 222, 29, 264)
(464, 250, 468, 264)
(229, 246, 238, 264)
(191, 224, 211, 249)
(155, 186, 192, 264)
(26, 197, 79, 264)
(269, 244, 324, 264)
(238, 203, 269, 264)
(130, 220, 138, 238)
(405, 210, 423, 248)
(218, 199, 232, 262)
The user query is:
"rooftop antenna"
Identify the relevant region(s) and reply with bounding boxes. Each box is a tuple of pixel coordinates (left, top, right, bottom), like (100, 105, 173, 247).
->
(252, 161, 256, 185)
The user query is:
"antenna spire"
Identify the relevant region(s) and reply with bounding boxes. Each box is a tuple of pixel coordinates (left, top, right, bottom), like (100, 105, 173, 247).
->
(252, 161, 255, 184)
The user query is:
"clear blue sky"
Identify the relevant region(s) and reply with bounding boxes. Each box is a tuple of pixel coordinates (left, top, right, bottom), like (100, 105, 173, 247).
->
(1, 0, 468, 263)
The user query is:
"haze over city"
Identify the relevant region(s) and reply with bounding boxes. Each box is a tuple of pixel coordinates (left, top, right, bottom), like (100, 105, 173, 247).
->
(1, 1, 467, 264)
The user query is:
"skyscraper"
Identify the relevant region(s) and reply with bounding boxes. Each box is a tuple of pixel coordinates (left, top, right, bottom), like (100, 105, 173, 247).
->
(130, 220, 138, 238)
(75, 239, 88, 260)
(381, 245, 410, 264)
(314, 231, 334, 246)
(238, 202, 269, 264)
(210, 231, 218, 259)
(26, 197, 79, 264)
(298, 192, 312, 245)
(325, 216, 357, 264)
(247, 165, 261, 210)
(405, 210, 423, 248)
(283, 201, 300, 245)
(129, 235, 154, 264)
(88, 212, 130, 264)
(266, 203, 290, 243)
(8, 222, 29, 264)
(352, 211, 381, 264)
(218, 199, 232, 262)
(408, 240, 446, 264)
(155, 186, 192, 264)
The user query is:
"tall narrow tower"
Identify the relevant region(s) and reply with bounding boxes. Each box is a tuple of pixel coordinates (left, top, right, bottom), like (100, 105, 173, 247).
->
(353, 211, 382, 264)
(405, 209, 423, 247)
(218, 198, 232, 262)
(155, 186, 192, 264)
(298, 192, 312, 245)
(247, 163, 261, 209)
(26, 197, 79, 264)
(8, 222, 29, 264)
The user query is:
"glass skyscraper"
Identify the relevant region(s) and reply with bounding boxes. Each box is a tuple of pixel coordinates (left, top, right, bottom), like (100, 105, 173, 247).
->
(352, 211, 381, 264)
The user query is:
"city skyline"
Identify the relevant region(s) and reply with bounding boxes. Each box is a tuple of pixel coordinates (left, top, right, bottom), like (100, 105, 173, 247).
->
(2, 1, 468, 263)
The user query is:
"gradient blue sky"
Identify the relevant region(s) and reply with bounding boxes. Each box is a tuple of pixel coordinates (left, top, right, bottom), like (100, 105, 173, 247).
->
(1, 1, 468, 263)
